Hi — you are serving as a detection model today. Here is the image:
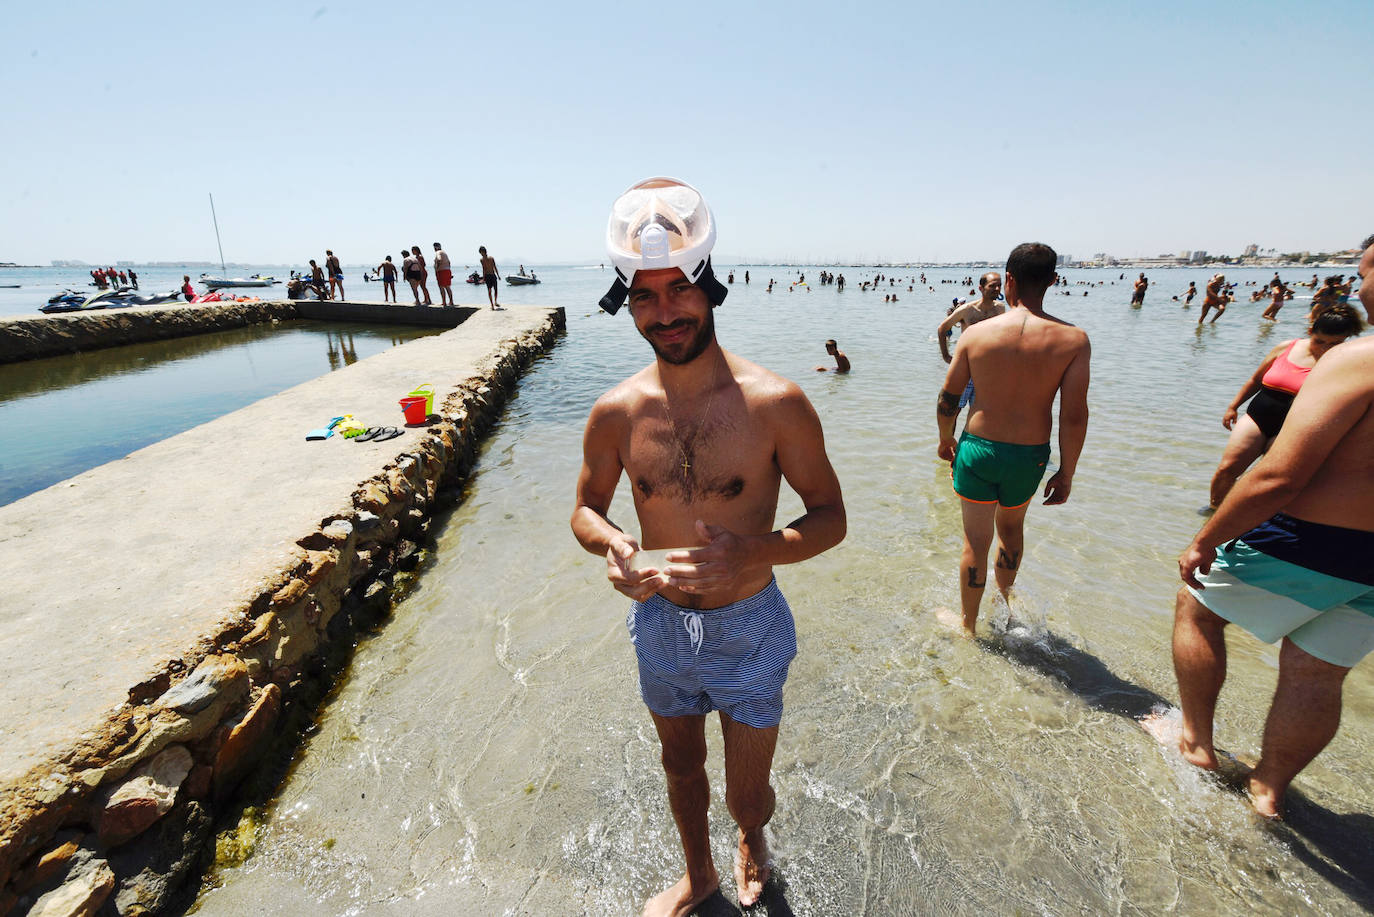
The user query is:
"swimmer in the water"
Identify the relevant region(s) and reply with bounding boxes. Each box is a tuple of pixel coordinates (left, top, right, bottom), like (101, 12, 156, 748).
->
(815, 339, 851, 373)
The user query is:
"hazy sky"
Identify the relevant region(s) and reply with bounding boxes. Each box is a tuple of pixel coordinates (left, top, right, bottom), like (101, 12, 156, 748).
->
(3, 0, 1369, 265)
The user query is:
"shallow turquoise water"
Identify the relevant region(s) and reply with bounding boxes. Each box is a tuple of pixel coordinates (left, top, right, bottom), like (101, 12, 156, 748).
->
(166, 263, 1372, 914)
(0, 320, 442, 506)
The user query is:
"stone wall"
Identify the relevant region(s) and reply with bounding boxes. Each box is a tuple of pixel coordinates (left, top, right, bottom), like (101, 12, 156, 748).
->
(0, 302, 299, 365)
(0, 312, 564, 916)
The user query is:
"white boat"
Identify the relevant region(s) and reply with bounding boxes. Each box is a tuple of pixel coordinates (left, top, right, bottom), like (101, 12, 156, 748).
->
(199, 274, 279, 290)
(506, 273, 540, 286)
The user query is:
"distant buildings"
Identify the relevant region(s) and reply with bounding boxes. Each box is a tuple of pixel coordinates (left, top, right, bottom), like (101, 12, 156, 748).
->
(1243, 243, 1259, 258)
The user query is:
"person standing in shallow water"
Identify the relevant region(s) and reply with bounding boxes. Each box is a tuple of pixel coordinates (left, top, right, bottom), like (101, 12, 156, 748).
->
(1164, 239, 1374, 818)
(572, 178, 845, 917)
(1131, 272, 1148, 306)
(936, 271, 1005, 409)
(478, 245, 501, 309)
(936, 243, 1091, 634)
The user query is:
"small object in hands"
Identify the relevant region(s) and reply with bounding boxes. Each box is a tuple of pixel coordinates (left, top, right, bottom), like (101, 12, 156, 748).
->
(629, 548, 696, 574)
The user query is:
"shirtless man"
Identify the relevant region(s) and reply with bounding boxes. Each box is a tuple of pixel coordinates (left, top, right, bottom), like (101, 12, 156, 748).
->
(936, 243, 1091, 634)
(432, 242, 454, 307)
(376, 255, 398, 303)
(1169, 240, 1374, 817)
(815, 338, 850, 373)
(936, 271, 1005, 408)
(1131, 272, 1149, 306)
(309, 259, 327, 299)
(1199, 273, 1227, 324)
(325, 249, 344, 301)
(573, 178, 845, 916)
(1181, 281, 1197, 306)
(478, 245, 501, 309)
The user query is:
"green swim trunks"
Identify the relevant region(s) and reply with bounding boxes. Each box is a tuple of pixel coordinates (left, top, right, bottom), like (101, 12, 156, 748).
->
(951, 431, 1050, 508)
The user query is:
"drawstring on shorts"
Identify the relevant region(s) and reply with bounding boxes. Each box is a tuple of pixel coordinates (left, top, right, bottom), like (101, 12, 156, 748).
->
(679, 611, 704, 655)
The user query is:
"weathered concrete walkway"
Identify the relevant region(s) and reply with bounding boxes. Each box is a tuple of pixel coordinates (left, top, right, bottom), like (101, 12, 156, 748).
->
(0, 305, 563, 910)
(0, 299, 467, 364)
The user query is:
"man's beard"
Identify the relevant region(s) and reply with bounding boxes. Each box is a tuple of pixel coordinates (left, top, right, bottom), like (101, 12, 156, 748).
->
(644, 307, 715, 365)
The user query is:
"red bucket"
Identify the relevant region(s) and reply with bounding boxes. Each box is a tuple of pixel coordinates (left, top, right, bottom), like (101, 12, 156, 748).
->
(399, 396, 429, 425)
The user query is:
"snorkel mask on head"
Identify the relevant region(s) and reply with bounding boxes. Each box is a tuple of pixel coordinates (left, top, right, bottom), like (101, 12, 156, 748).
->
(599, 177, 728, 314)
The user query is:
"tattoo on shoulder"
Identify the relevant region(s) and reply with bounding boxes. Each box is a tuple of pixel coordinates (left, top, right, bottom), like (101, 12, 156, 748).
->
(938, 390, 961, 417)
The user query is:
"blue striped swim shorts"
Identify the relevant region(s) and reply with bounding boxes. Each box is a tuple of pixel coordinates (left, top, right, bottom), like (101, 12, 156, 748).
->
(627, 578, 797, 728)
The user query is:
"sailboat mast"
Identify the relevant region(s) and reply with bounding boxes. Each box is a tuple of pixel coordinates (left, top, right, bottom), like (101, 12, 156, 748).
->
(208, 193, 227, 276)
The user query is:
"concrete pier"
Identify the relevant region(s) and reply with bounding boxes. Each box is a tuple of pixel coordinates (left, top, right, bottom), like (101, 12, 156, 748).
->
(0, 305, 564, 914)
(0, 299, 470, 365)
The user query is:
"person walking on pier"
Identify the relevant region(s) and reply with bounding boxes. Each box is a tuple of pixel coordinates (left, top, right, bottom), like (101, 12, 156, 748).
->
(433, 242, 455, 307)
(326, 250, 345, 301)
(410, 245, 433, 306)
(376, 255, 398, 303)
(572, 177, 846, 916)
(478, 245, 501, 309)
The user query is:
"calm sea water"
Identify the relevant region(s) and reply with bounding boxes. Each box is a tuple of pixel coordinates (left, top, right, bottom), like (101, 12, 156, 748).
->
(0, 318, 443, 506)
(105, 263, 1371, 915)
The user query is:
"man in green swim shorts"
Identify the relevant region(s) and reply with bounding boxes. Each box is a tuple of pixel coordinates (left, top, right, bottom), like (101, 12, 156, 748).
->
(936, 242, 1091, 633)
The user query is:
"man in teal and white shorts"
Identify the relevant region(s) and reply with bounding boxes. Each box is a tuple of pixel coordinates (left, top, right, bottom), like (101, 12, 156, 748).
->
(1172, 238, 1374, 819)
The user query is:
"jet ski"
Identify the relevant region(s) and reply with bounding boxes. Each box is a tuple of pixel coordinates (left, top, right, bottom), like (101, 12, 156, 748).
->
(40, 289, 118, 314)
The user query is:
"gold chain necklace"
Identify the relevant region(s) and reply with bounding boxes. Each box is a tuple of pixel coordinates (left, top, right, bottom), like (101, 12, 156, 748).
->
(663, 364, 720, 480)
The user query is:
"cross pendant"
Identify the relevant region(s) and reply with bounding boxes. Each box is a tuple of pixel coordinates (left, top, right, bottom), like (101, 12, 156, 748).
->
(680, 458, 692, 475)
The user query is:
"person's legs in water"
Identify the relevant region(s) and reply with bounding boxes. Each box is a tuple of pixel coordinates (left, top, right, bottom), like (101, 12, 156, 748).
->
(957, 499, 998, 633)
(720, 712, 779, 907)
(1209, 416, 1269, 507)
(1171, 589, 1227, 770)
(645, 713, 719, 917)
(992, 500, 1031, 607)
(1248, 638, 1349, 818)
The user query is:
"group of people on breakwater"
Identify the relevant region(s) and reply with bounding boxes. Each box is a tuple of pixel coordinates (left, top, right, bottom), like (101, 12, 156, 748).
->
(568, 176, 1374, 917)
(90, 266, 137, 290)
(281, 244, 505, 311)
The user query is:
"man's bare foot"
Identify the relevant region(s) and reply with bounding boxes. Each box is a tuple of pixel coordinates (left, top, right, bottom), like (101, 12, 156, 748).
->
(642, 871, 719, 917)
(933, 606, 974, 636)
(1246, 775, 1285, 820)
(735, 828, 773, 907)
(1139, 708, 1219, 769)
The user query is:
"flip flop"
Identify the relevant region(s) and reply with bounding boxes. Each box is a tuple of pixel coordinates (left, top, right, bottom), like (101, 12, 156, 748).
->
(354, 427, 384, 442)
(371, 426, 403, 442)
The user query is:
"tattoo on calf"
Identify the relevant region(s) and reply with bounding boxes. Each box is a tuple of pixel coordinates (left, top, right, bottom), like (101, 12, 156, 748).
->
(937, 390, 961, 417)
(996, 548, 1021, 571)
(966, 566, 985, 588)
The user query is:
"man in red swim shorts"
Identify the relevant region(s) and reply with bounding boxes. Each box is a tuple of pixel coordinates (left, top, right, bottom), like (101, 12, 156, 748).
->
(433, 242, 454, 307)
